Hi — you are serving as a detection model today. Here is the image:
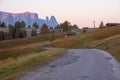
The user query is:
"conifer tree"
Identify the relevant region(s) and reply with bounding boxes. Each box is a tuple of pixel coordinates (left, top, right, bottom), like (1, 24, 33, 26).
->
(33, 22, 39, 29)
(31, 29, 37, 36)
(8, 24, 14, 39)
(40, 24, 50, 35)
(62, 21, 71, 32)
(99, 21, 105, 28)
(21, 21, 26, 28)
(0, 22, 6, 27)
(0, 31, 5, 40)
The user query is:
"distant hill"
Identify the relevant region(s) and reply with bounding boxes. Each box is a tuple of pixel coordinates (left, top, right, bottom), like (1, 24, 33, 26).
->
(0, 11, 58, 28)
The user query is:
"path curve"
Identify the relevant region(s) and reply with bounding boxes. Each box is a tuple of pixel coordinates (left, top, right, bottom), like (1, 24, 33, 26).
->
(16, 49, 120, 80)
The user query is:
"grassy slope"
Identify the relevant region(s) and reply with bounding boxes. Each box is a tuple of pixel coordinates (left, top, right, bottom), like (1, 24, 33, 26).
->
(0, 33, 65, 60)
(0, 33, 67, 80)
(49, 26, 120, 61)
(49, 26, 120, 48)
(0, 48, 66, 80)
(0, 26, 120, 79)
(0, 33, 65, 49)
(89, 34, 120, 61)
(0, 42, 45, 60)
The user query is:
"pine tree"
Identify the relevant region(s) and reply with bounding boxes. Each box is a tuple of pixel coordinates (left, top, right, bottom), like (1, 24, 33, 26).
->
(31, 29, 37, 36)
(8, 24, 14, 39)
(14, 21, 22, 38)
(72, 24, 79, 29)
(15, 28, 20, 38)
(14, 21, 21, 29)
(0, 31, 5, 40)
(33, 22, 39, 29)
(21, 28, 27, 37)
(0, 22, 6, 27)
(99, 21, 105, 28)
(62, 21, 71, 32)
(40, 24, 50, 35)
(21, 21, 26, 28)
(0, 21, 1, 26)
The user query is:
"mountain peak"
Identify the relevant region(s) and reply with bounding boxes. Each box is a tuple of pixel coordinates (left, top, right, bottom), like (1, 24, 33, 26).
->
(49, 15, 58, 28)
(50, 15, 55, 18)
(0, 11, 58, 28)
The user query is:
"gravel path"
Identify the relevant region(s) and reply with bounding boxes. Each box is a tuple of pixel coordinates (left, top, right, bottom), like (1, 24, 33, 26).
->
(16, 49, 120, 80)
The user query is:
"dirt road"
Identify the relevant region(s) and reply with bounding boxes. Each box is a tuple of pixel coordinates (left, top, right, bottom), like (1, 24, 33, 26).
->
(17, 49, 120, 80)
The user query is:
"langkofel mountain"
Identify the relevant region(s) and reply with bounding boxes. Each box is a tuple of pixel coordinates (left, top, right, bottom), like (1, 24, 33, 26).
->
(0, 11, 58, 28)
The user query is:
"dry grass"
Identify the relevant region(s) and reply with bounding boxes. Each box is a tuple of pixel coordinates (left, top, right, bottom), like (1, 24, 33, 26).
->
(0, 33, 66, 80)
(0, 26, 120, 80)
(49, 26, 120, 48)
(0, 33, 65, 50)
(0, 33, 65, 60)
(86, 26, 120, 40)
(89, 34, 120, 61)
(49, 26, 120, 62)
(50, 35, 94, 48)
(0, 42, 46, 60)
(0, 48, 67, 80)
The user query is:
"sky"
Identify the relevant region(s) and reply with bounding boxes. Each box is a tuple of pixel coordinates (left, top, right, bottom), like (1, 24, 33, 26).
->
(0, 0, 120, 28)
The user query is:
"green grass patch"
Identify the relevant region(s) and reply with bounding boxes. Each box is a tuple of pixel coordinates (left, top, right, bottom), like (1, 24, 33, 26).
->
(0, 42, 46, 60)
(0, 48, 67, 80)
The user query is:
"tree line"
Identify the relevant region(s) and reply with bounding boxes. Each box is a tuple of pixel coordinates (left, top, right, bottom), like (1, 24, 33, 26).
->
(0, 20, 79, 41)
(0, 21, 27, 41)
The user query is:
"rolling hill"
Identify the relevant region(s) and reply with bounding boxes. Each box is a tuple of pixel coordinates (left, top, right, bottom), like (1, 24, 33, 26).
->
(49, 26, 120, 61)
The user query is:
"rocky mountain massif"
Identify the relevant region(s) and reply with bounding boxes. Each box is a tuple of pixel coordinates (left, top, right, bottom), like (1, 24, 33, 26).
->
(0, 11, 58, 28)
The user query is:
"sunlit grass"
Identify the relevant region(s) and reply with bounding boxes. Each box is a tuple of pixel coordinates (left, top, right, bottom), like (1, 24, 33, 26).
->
(89, 34, 120, 61)
(0, 42, 45, 60)
(0, 48, 67, 80)
(49, 26, 120, 48)
(49, 26, 120, 62)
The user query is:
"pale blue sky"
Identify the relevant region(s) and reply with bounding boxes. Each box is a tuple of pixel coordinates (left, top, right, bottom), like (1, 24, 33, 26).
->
(0, 0, 120, 28)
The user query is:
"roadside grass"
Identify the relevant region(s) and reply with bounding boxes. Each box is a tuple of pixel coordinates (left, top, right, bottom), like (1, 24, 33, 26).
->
(0, 48, 67, 80)
(0, 33, 65, 50)
(0, 42, 46, 60)
(89, 34, 120, 61)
